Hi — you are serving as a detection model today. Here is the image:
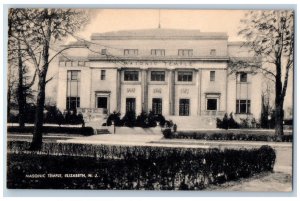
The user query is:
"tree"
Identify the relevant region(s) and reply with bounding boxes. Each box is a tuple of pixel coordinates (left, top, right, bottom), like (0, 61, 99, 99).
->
(8, 11, 37, 128)
(8, 9, 89, 150)
(238, 10, 294, 140)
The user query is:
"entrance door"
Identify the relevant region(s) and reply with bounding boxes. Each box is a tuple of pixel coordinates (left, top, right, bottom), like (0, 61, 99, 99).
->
(179, 99, 190, 116)
(97, 97, 107, 109)
(126, 98, 136, 113)
(152, 98, 162, 115)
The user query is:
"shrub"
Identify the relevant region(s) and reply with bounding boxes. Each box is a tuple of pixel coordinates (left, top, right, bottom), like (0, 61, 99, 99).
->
(155, 114, 166, 127)
(106, 111, 121, 126)
(136, 111, 149, 128)
(7, 126, 94, 136)
(121, 111, 136, 127)
(162, 128, 173, 138)
(228, 113, 240, 128)
(7, 141, 276, 190)
(173, 131, 293, 142)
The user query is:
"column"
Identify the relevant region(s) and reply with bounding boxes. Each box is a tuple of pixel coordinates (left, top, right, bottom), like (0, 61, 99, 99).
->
(169, 70, 175, 115)
(116, 69, 121, 112)
(141, 69, 148, 113)
(198, 69, 202, 115)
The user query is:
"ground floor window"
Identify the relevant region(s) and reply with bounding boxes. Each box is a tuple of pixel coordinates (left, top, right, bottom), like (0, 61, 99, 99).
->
(152, 98, 162, 115)
(126, 98, 136, 113)
(66, 97, 80, 110)
(179, 99, 190, 116)
(236, 99, 251, 114)
(207, 98, 217, 111)
(97, 97, 107, 109)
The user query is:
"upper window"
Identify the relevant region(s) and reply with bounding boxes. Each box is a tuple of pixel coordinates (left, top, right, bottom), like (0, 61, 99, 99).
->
(68, 70, 80, 81)
(151, 49, 165, 56)
(210, 49, 216, 56)
(78, 61, 85, 66)
(178, 71, 193, 82)
(240, 72, 248, 82)
(210, 71, 215, 82)
(101, 49, 107, 55)
(151, 71, 165, 81)
(178, 49, 193, 56)
(101, 70, 106, 80)
(124, 49, 138, 56)
(124, 71, 139, 81)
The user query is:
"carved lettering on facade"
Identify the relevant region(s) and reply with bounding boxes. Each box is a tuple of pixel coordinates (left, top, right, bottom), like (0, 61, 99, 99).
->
(110, 60, 193, 67)
(180, 88, 189, 94)
(153, 88, 162, 94)
(127, 88, 135, 93)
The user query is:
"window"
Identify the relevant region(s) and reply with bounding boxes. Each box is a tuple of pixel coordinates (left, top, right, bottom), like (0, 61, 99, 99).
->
(66, 97, 80, 110)
(124, 49, 138, 56)
(178, 71, 193, 82)
(152, 98, 162, 115)
(240, 72, 248, 82)
(151, 71, 165, 81)
(178, 49, 193, 56)
(151, 49, 165, 56)
(126, 98, 136, 112)
(78, 61, 85, 66)
(236, 100, 251, 114)
(210, 49, 216, 56)
(124, 71, 139, 81)
(179, 99, 190, 116)
(66, 61, 72, 67)
(97, 97, 107, 109)
(207, 99, 217, 111)
(101, 49, 107, 55)
(101, 70, 106, 80)
(68, 70, 80, 81)
(210, 71, 215, 81)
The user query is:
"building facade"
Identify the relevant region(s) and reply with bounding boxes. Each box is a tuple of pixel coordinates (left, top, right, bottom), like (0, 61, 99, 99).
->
(56, 29, 262, 126)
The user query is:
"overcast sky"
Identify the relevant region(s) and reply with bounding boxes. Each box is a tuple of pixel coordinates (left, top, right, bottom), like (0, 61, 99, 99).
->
(73, 9, 246, 42)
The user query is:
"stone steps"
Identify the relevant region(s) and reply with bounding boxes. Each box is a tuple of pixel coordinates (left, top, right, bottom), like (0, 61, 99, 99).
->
(95, 129, 110, 135)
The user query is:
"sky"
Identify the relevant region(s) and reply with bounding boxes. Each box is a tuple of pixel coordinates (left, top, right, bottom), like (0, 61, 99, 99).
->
(45, 9, 292, 110)
(73, 9, 246, 42)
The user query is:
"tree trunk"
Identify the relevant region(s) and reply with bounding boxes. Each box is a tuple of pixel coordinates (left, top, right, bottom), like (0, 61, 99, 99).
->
(30, 74, 46, 150)
(274, 61, 284, 141)
(30, 10, 51, 151)
(274, 103, 284, 141)
(17, 40, 25, 128)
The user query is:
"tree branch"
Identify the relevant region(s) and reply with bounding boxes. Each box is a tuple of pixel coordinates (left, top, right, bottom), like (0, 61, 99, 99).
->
(24, 69, 37, 90)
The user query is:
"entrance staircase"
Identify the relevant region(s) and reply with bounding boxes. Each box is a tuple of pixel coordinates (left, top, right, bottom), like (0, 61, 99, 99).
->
(78, 108, 110, 135)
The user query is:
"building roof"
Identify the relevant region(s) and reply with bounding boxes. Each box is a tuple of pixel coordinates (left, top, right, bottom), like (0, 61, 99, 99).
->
(91, 29, 228, 40)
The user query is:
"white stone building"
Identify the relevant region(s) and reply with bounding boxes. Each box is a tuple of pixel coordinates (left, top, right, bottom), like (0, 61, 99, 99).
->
(56, 29, 262, 128)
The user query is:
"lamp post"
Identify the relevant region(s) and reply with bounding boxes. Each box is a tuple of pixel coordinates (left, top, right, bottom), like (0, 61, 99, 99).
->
(268, 115, 271, 129)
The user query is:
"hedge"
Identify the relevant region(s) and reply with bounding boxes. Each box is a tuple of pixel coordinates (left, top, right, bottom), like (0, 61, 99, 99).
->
(163, 130, 293, 142)
(7, 126, 94, 136)
(7, 141, 276, 190)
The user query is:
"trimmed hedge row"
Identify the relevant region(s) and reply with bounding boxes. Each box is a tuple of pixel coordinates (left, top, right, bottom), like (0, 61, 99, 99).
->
(7, 141, 276, 190)
(163, 130, 293, 142)
(7, 126, 94, 136)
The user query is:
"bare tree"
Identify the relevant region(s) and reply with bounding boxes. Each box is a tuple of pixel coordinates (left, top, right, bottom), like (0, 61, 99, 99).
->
(8, 10, 37, 127)
(8, 8, 89, 150)
(238, 10, 294, 139)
